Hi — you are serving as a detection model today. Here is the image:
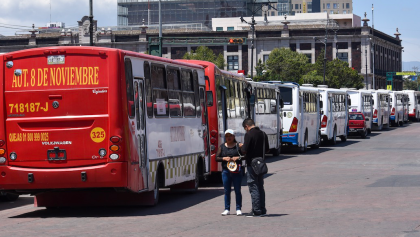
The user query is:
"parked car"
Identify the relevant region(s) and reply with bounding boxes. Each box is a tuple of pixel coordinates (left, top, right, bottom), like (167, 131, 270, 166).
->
(348, 112, 368, 138)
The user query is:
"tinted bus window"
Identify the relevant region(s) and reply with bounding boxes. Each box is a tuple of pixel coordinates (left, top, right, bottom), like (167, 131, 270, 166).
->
(151, 64, 169, 117)
(280, 87, 293, 105)
(193, 71, 200, 117)
(144, 62, 153, 118)
(182, 70, 196, 117)
(125, 58, 134, 118)
(167, 68, 182, 117)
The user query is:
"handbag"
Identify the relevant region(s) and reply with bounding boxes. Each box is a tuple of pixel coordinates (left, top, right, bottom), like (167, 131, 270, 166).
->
(227, 143, 243, 173)
(250, 134, 268, 175)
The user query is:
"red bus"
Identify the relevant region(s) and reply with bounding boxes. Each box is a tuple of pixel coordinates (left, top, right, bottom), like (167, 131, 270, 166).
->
(179, 60, 252, 176)
(0, 47, 209, 207)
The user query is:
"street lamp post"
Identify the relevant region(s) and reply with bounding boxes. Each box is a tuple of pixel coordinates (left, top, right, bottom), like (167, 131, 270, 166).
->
(89, 0, 94, 46)
(365, 38, 368, 89)
(240, 1, 277, 80)
(314, 17, 339, 85)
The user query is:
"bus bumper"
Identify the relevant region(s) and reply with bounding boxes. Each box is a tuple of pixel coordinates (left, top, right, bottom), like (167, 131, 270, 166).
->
(282, 133, 298, 146)
(409, 113, 416, 118)
(390, 115, 395, 121)
(0, 162, 127, 191)
(373, 118, 378, 123)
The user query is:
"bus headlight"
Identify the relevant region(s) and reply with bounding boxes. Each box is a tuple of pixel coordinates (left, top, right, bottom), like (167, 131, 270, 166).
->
(9, 152, 17, 161)
(0, 157, 6, 164)
(110, 154, 119, 160)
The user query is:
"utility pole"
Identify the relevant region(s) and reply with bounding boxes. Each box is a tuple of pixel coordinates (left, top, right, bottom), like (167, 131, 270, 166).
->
(372, 4, 375, 89)
(158, 0, 162, 57)
(89, 0, 94, 46)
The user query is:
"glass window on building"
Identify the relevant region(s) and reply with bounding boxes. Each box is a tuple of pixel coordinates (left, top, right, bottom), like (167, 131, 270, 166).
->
(333, 3, 338, 9)
(346, 3, 350, 9)
(337, 53, 348, 63)
(216, 27, 223, 31)
(343, 10, 347, 14)
(227, 27, 234, 31)
(330, 10, 334, 14)
(295, 4, 299, 9)
(300, 4, 302, 9)
(263, 55, 269, 63)
(227, 56, 239, 71)
(327, 3, 330, 9)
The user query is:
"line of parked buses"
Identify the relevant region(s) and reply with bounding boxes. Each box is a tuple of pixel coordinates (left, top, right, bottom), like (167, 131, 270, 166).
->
(0, 47, 418, 207)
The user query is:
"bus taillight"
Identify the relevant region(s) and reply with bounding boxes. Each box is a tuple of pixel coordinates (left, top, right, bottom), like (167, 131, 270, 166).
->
(321, 115, 328, 128)
(373, 109, 378, 118)
(110, 136, 121, 143)
(289, 117, 299, 133)
(391, 107, 396, 115)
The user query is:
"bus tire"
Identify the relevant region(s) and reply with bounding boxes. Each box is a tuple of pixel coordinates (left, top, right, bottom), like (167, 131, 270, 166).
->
(340, 135, 347, 142)
(311, 131, 321, 149)
(299, 131, 308, 152)
(272, 146, 281, 156)
(147, 164, 163, 206)
(330, 126, 337, 145)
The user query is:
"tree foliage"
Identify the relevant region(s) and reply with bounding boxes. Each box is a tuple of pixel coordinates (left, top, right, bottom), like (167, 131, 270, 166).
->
(403, 78, 419, 90)
(182, 46, 225, 69)
(257, 48, 364, 89)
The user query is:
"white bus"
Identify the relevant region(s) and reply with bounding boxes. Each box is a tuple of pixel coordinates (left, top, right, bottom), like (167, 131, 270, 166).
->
(389, 91, 405, 126)
(267, 82, 321, 152)
(403, 90, 420, 121)
(402, 93, 410, 123)
(348, 90, 373, 133)
(371, 90, 390, 130)
(318, 86, 349, 144)
(250, 82, 282, 155)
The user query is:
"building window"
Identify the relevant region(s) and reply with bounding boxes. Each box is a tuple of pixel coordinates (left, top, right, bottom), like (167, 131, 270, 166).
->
(331, 10, 334, 14)
(263, 55, 269, 63)
(295, 4, 299, 9)
(343, 10, 347, 14)
(300, 4, 302, 9)
(227, 56, 239, 70)
(327, 3, 330, 9)
(323, 3, 325, 9)
(216, 27, 223, 31)
(227, 27, 234, 31)
(333, 3, 338, 9)
(337, 53, 348, 63)
(346, 3, 350, 9)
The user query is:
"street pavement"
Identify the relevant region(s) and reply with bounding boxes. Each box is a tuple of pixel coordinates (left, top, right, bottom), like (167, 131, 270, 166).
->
(1, 123, 420, 237)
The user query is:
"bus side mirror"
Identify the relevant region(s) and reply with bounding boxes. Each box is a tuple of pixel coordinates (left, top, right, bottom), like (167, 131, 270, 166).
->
(319, 101, 323, 108)
(280, 99, 284, 108)
(206, 91, 213, 107)
(348, 99, 351, 106)
(372, 100, 374, 105)
(250, 95, 256, 106)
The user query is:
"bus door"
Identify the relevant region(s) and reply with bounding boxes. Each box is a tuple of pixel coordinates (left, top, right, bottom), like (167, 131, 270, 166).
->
(200, 87, 210, 175)
(299, 92, 305, 145)
(328, 93, 334, 138)
(133, 79, 148, 191)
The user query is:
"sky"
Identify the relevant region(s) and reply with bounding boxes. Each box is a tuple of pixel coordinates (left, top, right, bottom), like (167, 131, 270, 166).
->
(0, 0, 419, 64)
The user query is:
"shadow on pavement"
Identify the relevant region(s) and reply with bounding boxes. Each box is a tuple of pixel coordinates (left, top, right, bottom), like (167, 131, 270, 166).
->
(9, 188, 225, 218)
(322, 140, 359, 148)
(0, 196, 33, 211)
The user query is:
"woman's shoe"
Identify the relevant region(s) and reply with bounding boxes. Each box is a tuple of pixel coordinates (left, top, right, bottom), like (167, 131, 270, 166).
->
(221, 210, 230, 216)
(236, 210, 242, 216)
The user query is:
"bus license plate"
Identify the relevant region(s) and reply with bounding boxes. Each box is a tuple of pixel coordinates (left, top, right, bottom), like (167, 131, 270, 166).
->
(47, 148, 67, 161)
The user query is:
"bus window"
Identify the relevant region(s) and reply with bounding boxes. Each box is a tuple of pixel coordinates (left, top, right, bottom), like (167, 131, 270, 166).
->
(193, 71, 201, 117)
(144, 62, 153, 118)
(134, 81, 140, 130)
(229, 80, 236, 118)
(151, 64, 169, 117)
(167, 68, 182, 117)
(271, 89, 277, 114)
(182, 70, 196, 117)
(200, 88, 206, 125)
(235, 81, 241, 118)
(125, 58, 134, 118)
(279, 87, 293, 105)
(216, 74, 223, 118)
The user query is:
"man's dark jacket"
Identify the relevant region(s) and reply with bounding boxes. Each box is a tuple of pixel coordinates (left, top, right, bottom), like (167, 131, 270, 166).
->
(241, 127, 269, 166)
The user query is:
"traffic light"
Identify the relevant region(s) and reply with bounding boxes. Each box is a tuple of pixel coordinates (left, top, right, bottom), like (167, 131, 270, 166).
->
(228, 38, 244, 44)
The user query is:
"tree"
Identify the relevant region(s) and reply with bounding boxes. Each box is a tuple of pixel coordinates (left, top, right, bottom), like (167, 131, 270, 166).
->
(403, 77, 418, 90)
(182, 46, 225, 69)
(253, 59, 267, 81)
(264, 48, 310, 82)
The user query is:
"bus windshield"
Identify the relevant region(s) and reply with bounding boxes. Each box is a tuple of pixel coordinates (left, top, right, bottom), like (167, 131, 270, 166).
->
(279, 87, 293, 105)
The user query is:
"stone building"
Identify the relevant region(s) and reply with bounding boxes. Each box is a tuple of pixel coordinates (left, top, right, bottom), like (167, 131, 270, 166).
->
(0, 13, 403, 90)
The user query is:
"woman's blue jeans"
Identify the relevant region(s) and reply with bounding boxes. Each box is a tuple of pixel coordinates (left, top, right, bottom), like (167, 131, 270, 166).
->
(222, 169, 243, 211)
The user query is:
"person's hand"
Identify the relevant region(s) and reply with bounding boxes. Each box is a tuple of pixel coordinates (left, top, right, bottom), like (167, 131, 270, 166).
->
(238, 143, 243, 148)
(232, 156, 239, 161)
(223, 157, 231, 162)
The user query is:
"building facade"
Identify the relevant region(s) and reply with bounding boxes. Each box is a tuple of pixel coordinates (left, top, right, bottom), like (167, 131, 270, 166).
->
(0, 13, 403, 90)
(289, 0, 351, 15)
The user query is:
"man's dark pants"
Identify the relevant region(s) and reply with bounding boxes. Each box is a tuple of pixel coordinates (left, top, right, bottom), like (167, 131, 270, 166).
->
(246, 166, 266, 215)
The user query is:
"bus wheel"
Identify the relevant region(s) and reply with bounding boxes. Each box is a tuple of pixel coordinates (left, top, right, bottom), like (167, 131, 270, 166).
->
(311, 132, 321, 149)
(272, 146, 281, 156)
(340, 135, 347, 142)
(299, 132, 308, 152)
(330, 127, 337, 145)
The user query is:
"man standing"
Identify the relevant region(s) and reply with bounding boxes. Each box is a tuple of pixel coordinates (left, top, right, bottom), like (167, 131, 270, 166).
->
(241, 118, 269, 217)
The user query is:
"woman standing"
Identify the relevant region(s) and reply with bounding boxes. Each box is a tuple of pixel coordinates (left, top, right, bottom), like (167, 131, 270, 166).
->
(216, 129, 243, 216)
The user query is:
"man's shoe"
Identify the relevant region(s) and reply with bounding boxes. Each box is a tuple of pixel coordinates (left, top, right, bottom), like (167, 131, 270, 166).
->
(236, 210, 242, 216)
(260, 213, 267, 217)
(246, 210, 261, 217)
(221, 210, 230, 216)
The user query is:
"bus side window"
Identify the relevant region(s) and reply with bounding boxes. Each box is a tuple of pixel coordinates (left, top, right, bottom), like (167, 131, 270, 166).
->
(151, 64, 169, 117)
(271, 89, 277, 114)
(144, 62, 153, 118)
(200, 88, 205, 125)
(235, 81, 241, 118)
(167, 67, 182, 118)
(182, 70, 196, 117)
(125, 58, 134, 118)
(216, 74, 223, 118)
(193, 71, 201, 118)
(229, 79, 236, 118)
